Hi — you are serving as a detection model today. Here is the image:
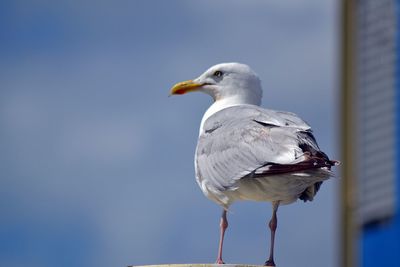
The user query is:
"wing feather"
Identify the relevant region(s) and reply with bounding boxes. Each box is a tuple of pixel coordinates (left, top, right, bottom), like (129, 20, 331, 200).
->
(195, 105, 335, 191)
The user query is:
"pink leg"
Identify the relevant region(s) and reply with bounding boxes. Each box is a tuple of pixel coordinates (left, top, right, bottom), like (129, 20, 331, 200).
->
(216, 209, 228, 264)
(265, 201, 279, 267)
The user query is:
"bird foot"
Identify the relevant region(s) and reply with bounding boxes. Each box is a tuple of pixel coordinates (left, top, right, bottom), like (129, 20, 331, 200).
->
(264, 259, 275, 267)
(215, 258, 225, 264)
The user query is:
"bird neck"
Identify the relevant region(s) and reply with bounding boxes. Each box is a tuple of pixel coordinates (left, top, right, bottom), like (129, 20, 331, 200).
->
(199, 95, 261, 135)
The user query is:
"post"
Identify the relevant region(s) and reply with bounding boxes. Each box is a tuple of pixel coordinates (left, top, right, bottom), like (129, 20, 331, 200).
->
(340, 0, 358, 267)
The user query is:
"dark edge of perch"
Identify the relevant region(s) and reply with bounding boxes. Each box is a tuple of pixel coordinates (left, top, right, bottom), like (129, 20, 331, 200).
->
(128, 264, 265, 267)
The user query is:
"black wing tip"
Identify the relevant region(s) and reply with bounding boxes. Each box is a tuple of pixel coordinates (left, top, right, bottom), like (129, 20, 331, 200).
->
(299, 181, 323, 202)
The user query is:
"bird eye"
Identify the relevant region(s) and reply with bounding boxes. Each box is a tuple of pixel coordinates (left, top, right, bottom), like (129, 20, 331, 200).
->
(213, 70, 223, 77)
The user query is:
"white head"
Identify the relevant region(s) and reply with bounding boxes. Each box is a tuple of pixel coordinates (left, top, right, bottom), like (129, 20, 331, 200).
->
(170, 62, 262, 106)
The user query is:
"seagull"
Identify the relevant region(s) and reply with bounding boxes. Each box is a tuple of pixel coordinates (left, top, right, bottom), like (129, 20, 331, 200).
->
(170, 62, 338, 267)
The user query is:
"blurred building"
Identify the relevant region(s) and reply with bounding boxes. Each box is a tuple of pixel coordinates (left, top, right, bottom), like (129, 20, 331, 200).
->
(341, 0, 400, 266)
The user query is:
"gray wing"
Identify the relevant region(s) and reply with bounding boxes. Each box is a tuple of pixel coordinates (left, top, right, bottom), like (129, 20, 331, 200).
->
(195, 105, 335, 191)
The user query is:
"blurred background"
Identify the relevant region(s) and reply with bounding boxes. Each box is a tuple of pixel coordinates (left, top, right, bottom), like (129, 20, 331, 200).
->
(341, 1, 400, 267)
(4, 0, 389, 267)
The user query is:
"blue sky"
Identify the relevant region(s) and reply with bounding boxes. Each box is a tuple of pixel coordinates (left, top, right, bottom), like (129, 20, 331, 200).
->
(0, 1, 339, 267)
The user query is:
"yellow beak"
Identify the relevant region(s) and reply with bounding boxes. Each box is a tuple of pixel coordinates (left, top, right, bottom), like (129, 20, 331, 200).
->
(169, 80, 203, 95)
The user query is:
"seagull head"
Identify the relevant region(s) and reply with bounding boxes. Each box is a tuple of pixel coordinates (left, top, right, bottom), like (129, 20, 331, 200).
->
(170, 62, 262, 106)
